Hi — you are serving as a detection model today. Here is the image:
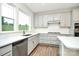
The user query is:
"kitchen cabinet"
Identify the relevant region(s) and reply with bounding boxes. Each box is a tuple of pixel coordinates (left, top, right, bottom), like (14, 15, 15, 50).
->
(39, 33, 60, 45)
(53, 14, 61, 21)
(60, 12, 71, 28)
(0, 44, 12, 56)
(34, 14, 61, 28)
(34, 15, 43, 28)
(34, 15, 48, 28)
(34, 15, 39, 27)
(47, 14, 53, 22)
(72, 8, 79, 22)
(42, 15, 48, 27)
(35, 12, 71, 28)
(27, 34, 39, 55)
(38, 16, 44, 27)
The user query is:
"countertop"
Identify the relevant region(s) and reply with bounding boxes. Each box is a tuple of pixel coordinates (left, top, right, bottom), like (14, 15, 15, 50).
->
(58, 36, 79, 50)
(0, 33, 38, 48)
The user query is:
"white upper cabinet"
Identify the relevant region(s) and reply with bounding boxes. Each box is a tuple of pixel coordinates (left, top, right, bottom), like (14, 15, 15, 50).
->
(72, 8, 79, 22)
(34, 12, 71, 28)
(34, 15, 39, 27)
(53, 14, 60, 21)
(47, 14, 53, 22)
(42, 15, 48, 27)
(60, 12, 71, 28)
(34, 15, 43, 28)
(38, 15, 43, 27)
(34, 15, 48, 28)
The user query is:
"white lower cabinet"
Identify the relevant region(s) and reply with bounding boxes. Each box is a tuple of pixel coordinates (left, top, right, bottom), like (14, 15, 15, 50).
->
(4, 51, 12, 56)
(28, 39, 33, 55)
(0, 44, 12, 56)
(28, 34, 39, 55)
(39, 33, 60, 45)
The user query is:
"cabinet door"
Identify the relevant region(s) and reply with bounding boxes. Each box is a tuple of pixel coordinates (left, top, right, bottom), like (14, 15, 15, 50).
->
(65, 12, 71, 27)
(53, 14, 61, 22)
(33, 35, 39, 48)
(72, 8, 79, 22)
(35, 15, 43, 28)
(34, 15, 48, 28)
(60, 13, 65, 27)
(34, 15, 39, 27)
(38, 16, 43, 27)
(28, 35, 39, 55)
(28, 38, 33, 55)
(47, 14, 53, 22)
(60, 12, 71, 27)
(3, 51, 12, 56)
(42, 15, 48, 27)
(28, 37, 33, 55)
(0, 44, 12, 56)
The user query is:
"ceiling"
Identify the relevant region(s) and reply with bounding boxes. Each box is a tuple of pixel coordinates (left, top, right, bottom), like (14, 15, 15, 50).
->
(24, 3, 79, 13)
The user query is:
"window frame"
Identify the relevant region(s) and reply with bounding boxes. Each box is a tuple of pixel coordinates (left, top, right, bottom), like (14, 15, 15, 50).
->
(0, 3, 32, 33)
(18, 9, 31, 31)
(2, 16, 14, 31)
(0, 3, 16, 33)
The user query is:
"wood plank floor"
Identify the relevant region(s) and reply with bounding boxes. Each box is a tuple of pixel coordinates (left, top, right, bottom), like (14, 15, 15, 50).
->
(30, 44, 59, 56)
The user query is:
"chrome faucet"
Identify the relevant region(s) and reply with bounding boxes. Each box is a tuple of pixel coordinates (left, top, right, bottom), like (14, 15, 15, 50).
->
(23, 30, 25, 35)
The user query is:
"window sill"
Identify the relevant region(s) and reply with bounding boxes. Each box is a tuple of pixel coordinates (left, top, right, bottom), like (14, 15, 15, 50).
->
(0, 31, 20, 34)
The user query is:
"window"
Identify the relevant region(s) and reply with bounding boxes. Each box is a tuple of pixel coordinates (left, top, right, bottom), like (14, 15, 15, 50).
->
(1, 4, 15, 31)
(18, 10, 31, 31)
(0, 3, 31, 32)
(2, 16, 14, 31)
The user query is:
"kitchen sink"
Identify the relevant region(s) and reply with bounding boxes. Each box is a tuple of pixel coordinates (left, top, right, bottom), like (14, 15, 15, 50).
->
(23, 34, 32, 36)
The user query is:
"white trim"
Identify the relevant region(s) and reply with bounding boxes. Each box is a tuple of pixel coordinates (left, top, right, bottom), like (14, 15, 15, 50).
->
(14, 7, 19, 31)
(0, 3, 2, 32)
(0, 31, 20, 34)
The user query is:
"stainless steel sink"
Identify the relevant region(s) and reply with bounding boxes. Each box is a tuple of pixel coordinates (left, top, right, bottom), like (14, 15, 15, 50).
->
(23, 34, 32, 36)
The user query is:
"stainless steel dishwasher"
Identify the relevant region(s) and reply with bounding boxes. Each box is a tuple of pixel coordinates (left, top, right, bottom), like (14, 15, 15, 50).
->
(12, 39, 28, 56)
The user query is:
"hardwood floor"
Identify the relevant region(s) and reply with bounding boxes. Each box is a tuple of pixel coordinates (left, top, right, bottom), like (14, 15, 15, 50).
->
(30, 44, 59, 56)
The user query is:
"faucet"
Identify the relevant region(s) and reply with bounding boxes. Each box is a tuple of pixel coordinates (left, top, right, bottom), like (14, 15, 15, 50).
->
(23, 30, 25, 35)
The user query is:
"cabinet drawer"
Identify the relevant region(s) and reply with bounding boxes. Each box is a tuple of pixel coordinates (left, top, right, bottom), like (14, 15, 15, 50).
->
(0, 44, 12, 56)
(3, 51, 12, 56)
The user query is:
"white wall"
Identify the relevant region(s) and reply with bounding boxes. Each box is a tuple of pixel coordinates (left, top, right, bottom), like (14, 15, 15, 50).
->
(35, 24, 70, 34)
(0, 4, 2, 32)
(35, 28, 48, 33)
(48, 24, 70, 34)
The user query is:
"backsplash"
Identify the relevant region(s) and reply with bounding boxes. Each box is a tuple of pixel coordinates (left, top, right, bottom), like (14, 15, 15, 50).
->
(0, 32, 23, 39)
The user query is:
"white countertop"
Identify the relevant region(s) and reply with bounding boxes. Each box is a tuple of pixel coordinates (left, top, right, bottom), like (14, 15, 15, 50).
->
(58, 36, 79, 49)
(0, 33, 38, 48)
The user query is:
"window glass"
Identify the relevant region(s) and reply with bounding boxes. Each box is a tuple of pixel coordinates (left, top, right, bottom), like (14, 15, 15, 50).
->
(18, 10, 31, 31)
(2, 16, 14, 31)
(1, 4, 15, 31)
